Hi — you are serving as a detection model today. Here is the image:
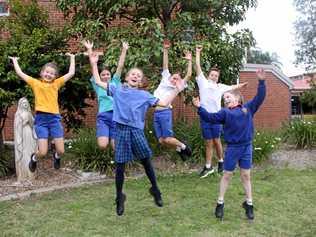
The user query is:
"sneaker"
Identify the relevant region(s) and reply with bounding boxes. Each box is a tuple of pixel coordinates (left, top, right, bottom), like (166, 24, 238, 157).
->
(116, 193, 126, 216)
(218, 161, 224, 173)
(176, 150, 187, 161)
(242, 201, 254, 220)
(215, 203, 224, 219)
(53, 152, 61, 170)
(29, 153, 37, 173)
(199, 166, 214, 178)
(182, 142, 192, 157)
(149, 187, 163, 207)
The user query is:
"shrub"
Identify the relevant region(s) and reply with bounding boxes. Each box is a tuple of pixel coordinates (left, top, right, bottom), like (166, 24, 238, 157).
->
(0, 146, 15, 178)
(64, 128, 114, 173)
(253, 131, 281, 163)
(282, 119, 316, 149)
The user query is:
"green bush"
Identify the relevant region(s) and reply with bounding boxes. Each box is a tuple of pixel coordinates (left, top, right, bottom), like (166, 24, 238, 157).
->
(0, 155, 10, 177)
(64, 128, 114, 173)
(0, 147, 15, 177)
(253, 131, 281, 163)
(282, 119, 316, 149)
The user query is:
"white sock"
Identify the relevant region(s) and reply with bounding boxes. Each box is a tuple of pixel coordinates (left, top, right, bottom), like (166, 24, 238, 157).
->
(246, 199, 253, 205)
(180, 143, 186, 150)
(205, 163, 211, 169)
(32, 154, 37, 162)
(54, 152, 61, 159)
(218, 160, 223, 163)
(176, 147, 181, 152)
(217, 198, 224, 204)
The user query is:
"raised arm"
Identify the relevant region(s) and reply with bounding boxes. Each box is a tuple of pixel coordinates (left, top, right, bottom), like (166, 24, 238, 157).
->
(195, 45, 203, 76)
(156, 78, 185, 107)
(115, 41, 129, 76)
(9, 57, 29, 82)
(193, 97, 226, 124)
(245, 69, 266, 114)
(62, 53, 76, 82)
(163, 39, 170, 70)
(89, 52, 108, 90)
(183, 51, 192, 82)
(231, 82, 248, 90)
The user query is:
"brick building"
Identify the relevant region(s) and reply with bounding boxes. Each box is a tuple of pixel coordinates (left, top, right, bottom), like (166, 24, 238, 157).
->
(1, 1, 294, 141)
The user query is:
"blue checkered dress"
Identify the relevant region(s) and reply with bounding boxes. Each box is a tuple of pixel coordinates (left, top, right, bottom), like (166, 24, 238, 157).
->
(115, 123, 152, 163)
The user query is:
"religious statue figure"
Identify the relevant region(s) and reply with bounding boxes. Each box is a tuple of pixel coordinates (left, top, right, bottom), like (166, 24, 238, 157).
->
(14, 97, 37, 182)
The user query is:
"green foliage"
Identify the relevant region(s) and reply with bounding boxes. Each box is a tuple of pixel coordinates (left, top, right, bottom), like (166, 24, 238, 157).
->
(247, 49, 282, 68)
(282, 119, 316, 149)
(63, 128, 115, 172)
(294, 0, 316, 70)
(253, 131, 281, 163)
(300, 80, 316, 108)
(0, 154, 10, 177)
(56, 0, 256, 87)
(0, 146, 14, 177)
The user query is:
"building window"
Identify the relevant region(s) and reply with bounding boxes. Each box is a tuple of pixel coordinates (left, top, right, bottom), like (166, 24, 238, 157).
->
(0, 1, 9, 17)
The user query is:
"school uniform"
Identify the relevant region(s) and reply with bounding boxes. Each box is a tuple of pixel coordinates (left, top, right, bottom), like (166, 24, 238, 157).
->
(197, 80, 266, 171)
(90, 74, 121, 138)
(25, 76, 65, 139)
(196, 73, 233, 139)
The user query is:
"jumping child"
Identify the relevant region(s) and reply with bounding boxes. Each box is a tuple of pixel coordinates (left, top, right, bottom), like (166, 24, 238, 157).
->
(9, 53, 76, 172)
(195, 45, 248, 177)
(88, 49, 186, 216)
(153, 40, 192, 160)
(83, 40, 128, 150)
(193, 69, 266, 220)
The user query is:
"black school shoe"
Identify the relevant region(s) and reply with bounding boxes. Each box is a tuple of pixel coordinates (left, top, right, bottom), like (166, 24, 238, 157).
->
(53, 152, 61, 170)
(29, 153, 37, 173)
(215, 203, 224, 219)
(116, 193, 126, 216)
(242, 201, 254, 220)
(149, 187, 163, 207)
(176, 142, 192, 161)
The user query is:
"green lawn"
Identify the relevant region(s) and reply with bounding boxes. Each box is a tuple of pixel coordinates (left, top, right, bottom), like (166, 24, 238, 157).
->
(0, 168, 316, 237)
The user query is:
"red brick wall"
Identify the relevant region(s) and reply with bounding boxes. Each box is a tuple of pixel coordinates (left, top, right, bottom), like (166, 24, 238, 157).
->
(239, 71, 291, 130)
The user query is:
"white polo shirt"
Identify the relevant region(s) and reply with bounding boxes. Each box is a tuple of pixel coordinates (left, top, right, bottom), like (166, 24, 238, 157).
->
(196, 73, 232, 113)
(153, 69, 187, 107)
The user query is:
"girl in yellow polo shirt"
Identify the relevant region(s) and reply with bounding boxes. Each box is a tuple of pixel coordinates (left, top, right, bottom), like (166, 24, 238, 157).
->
(9, 54, 75, 173)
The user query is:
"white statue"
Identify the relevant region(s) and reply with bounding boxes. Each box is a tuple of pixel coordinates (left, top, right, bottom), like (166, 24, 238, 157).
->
(14, 97, 37, 182)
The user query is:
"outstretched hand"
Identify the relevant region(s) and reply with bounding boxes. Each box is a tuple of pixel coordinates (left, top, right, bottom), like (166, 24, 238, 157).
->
(163, 39, 171, 49)
(82, 40, 93, 50)
(183, 51, 192, 61)
(89, 51, 100, 64)
(9, 56, 19, 62)
(256, 68, 266, 80)
(192, 97, 201, 107)
(196, 45, 203, 53)
(122, 41, 129, 50)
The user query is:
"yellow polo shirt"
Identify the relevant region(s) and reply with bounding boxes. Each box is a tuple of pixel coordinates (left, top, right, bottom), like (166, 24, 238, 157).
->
(26, 76, 65, 114)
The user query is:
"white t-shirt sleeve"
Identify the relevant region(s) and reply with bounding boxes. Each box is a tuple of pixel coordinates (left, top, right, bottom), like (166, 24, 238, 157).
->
(161, 69, 171, 81)
(219, 83, 233, 93)
(196, 72, 208, 88)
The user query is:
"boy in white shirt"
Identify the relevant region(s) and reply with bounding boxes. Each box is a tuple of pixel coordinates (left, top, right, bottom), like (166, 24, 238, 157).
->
(153, 40, 192, 160)
(195, 45, 247, 177)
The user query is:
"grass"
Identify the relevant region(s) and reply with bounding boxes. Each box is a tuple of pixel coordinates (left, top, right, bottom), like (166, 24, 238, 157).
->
(0, 168, 316, 237)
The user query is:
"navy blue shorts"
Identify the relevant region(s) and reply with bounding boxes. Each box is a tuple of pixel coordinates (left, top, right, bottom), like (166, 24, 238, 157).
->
(115, 123, 152, 163)
(153, 108, 174, 139)
(224, 144, 252, 171)
(34, 112, 64, 139)
(200, 115, 222, 140)
(96, 111, 116, 139)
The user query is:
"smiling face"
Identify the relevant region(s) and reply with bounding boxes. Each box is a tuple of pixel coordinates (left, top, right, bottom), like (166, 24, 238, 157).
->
(125, 68, 143, 88)
(169, 73, 182, 86)
(40, 65, 58, 81)
(207, 69, 220, 83)
(223, 92, 239, 108)
(100, 69, 111, 82)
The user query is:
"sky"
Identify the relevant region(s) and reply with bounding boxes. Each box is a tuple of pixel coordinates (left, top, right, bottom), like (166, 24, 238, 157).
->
(236, 0, 306, 77)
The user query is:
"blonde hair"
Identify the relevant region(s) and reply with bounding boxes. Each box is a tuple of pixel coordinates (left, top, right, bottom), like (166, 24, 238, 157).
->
(41, 62, 59, 77)
(224, 90, 244, 105)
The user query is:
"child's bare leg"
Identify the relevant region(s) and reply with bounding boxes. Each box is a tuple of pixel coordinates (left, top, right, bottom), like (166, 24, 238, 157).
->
(218, 171, 233, 202)
(53, 138, 65, 156)
(110, 139, 115, 150)
(36, 139, 49, 158)
(213, 138, 223, 162)
(240, 168, 252, 203)
(205, 139, 214, 166)
(159, 137, 183, 149)
(97, 136, 109, 150)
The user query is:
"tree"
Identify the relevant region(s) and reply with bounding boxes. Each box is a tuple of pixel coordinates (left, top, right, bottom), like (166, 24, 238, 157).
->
(301, 79, 316, 111)
(0, 0, 92, 149)
(56, 0, 256, 89)
(294, 0, 316, 70)
(247, 48, 282, 68)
